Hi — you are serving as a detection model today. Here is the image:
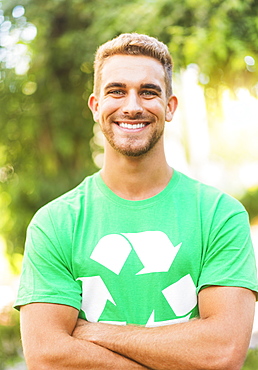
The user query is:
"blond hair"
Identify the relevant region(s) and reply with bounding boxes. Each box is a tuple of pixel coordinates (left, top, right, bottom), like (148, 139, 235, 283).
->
(93, 33, 173, 98)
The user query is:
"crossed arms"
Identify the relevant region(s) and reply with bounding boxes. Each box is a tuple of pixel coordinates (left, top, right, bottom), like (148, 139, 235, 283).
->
(20, 286, 256, 370)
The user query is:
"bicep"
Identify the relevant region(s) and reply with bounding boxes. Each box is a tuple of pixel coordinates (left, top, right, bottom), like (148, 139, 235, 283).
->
(198, 286, 256, 346)
(20, 303, 79, 358)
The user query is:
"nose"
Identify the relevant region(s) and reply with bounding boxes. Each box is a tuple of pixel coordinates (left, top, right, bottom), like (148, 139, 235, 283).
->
(122, 91, 143, 116)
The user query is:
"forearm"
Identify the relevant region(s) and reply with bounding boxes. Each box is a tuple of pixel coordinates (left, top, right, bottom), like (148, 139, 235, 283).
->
(90, 319, 235, 370)
(74, 319, 217, 370)
(74, 316, 251, 370)
(24, 331, 150, 370)
(77, 287, 255, 370)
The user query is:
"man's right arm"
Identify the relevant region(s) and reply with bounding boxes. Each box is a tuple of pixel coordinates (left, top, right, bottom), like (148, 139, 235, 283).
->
(20, 303, 149, 370)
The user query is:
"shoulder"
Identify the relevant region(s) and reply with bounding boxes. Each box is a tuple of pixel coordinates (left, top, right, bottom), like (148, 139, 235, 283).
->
(30, 172, 98, 227)
(175, 170, 247, 215)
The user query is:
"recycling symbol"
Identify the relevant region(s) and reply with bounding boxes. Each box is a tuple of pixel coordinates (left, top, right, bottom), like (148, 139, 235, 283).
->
(77, 231, 197, 326)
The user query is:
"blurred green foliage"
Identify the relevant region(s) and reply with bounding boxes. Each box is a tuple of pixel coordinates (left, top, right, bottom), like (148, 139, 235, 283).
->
(0, 0, 258, 260)
(241, 187, 258, 224)
(242, 348, 258, 370)
(0, 309, 23, 369)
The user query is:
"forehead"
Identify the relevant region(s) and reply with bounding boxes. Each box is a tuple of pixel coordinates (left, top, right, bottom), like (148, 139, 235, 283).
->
(100, 54, 166, 89)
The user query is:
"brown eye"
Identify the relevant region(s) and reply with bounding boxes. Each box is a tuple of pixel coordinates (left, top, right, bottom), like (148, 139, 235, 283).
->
(108, 90, 124, 96)
(141, 90, 158, 97)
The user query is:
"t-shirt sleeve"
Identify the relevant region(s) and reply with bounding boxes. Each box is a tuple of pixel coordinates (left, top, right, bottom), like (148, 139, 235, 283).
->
(197, 198, 258, 297)
(14, 205, 82, 310)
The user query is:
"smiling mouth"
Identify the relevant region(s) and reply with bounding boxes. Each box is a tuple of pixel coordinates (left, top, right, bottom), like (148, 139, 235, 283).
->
(117, 122, 148, 129)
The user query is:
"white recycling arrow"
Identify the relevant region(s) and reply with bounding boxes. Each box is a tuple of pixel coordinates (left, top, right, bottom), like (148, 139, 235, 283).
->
(100, 320, 127, 325)
(122, 231, 181, 274)
(146, 311, 191, 327)
(162, 274, 197, 317)
(77, 276, 116, 322)
(90, 234, 132, 274)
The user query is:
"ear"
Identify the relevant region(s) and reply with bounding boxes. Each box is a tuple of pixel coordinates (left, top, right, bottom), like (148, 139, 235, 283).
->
(88, 94, 99, 122)
(165, 95, 178, 122)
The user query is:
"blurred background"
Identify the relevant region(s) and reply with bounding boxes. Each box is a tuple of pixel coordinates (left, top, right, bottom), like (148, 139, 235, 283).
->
(0, 0, 258, 368)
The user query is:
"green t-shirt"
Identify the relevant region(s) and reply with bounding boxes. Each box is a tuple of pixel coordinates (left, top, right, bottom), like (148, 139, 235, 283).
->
(15, 170, 258, 326)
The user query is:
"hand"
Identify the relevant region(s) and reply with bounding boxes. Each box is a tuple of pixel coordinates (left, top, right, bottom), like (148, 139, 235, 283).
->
(72, 318, 90, 340)
(72, 319, 110, 342)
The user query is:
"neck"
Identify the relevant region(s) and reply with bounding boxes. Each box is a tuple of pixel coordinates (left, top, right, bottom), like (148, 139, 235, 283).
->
(100, 141, 173, 200)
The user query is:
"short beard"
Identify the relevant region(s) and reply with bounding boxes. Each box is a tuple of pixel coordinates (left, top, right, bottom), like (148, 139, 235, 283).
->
(103, 127, 164, 157)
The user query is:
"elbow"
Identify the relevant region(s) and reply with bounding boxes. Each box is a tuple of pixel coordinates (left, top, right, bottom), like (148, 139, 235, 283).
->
(23, 343, 67, 370)
(24, 351, 56, 370)
(24, 355, 46, 370)
(206, 343, 248, 370)
(25, 354, 67, 370)
(222, 345, 247, 370)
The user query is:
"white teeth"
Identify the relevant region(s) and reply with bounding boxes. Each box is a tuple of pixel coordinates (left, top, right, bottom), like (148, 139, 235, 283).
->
(119, 123, 146, 129)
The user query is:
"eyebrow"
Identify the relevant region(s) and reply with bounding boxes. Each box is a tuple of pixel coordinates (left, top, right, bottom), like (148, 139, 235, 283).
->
(104, 82, 126, 91)
(140, 83, 162, 93)
(104, 82, 162, 94)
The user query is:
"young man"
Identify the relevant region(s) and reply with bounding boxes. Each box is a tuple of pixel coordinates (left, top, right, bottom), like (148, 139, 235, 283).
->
(15, 33, 258, 369)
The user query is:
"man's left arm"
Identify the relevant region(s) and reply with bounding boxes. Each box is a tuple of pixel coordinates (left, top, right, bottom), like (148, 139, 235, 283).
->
(73, 286, 256, 370)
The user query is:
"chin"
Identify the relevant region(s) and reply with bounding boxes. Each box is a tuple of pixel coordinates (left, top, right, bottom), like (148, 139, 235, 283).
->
(113, 142, 158, 157)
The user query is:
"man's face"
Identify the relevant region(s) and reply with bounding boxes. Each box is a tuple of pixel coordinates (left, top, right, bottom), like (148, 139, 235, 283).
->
(89, 55, 177, 157)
